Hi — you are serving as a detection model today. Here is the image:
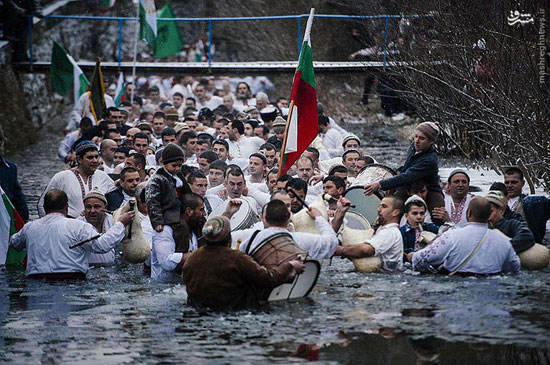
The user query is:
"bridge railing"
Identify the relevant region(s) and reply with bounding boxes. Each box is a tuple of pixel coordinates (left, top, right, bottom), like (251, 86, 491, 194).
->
(26, 12, 434, 69)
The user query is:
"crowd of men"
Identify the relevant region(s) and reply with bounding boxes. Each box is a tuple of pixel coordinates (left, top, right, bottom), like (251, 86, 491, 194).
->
(4, 75, 550, 310)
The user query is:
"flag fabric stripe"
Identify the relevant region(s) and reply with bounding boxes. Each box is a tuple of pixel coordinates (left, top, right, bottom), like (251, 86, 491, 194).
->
(114, 72, 124, 106)
(278, 9, 318, 176)
(50, 41, 75, 96)
(1, 187, 25, 265)
(155, 3, 183, 59)
(139, 0, 157, 51)
(89, 59, 106, 123)
(50, 41, 90, 104)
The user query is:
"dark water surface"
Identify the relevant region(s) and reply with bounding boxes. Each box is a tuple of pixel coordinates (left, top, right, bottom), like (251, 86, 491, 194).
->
(3, 112, 550, 364)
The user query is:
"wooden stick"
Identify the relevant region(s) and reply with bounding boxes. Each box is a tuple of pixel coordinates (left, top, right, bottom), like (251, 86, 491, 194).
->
(69, 234, 101, 249)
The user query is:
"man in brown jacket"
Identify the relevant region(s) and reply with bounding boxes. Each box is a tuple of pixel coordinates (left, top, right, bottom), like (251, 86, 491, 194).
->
(183, 216, 305, 311)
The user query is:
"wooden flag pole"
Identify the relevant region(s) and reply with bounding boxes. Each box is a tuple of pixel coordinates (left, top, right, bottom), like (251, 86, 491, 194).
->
(277, 100, 295, 177)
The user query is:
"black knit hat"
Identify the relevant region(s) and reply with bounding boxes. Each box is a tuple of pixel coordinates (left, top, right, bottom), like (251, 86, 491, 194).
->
(162, 144, 184, 164)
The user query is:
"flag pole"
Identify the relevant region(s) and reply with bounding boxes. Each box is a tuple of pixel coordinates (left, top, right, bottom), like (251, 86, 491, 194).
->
(277, 100, 295, 177)
(131, 1, 140, 105)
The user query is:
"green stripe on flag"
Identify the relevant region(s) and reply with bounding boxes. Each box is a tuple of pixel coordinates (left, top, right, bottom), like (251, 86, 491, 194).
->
(155, 3, 183, 59)
(50, 41, 74, 96)
(297, 42, 316, 89)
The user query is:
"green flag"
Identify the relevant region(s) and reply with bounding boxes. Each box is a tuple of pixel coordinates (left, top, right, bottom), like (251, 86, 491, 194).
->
(89, 58, 106, 122)
(50, 41, 90, 103)
(155, 3, 182, 59)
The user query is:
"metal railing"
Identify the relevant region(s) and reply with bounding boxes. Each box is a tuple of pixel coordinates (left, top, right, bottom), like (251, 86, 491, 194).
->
(26, 12, 434, 69)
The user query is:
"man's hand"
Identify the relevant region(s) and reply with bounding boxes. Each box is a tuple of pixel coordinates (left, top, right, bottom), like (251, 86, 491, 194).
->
(308, 174, 323, 186)
(306, 207, 321, 219)
(337, 197, 352, 214)
(431, 207, 449, 222)
(364, 182, 380, 196)
(223, 199, 242, 218)
(333, 245, 344, 256)
(288, 260, 305, 274)
(118, 211, 136, 226)
(406, 252, 415, 263)
(217, 188, 229, 200)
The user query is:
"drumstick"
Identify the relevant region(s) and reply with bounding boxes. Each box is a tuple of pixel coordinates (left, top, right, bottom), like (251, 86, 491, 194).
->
(286, 187, 311, 211)
(323, 193, 356, 208)
(69, 234, 102, 249)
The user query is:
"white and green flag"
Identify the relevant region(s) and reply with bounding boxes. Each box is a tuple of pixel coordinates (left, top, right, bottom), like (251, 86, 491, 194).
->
(139, 0, 157, 51)
(50, 41, 90, 104)
(114, 72, 124, 106)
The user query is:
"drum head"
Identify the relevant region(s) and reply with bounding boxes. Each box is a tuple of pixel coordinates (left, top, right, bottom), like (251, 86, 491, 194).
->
(351, 163, 396, 188)
(268, 260, 321, 301)
(343, 186, 381, 225)
(209, 198, 257, 231)
(344, 211, 371, 231)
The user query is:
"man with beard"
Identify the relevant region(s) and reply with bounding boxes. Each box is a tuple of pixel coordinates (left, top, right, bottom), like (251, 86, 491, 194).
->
(151, 193, 206, 281)
(286, 178, 308, 214)
(295, 156, 315, 184)
(259, 143, 277, 169)
(342, 149, 360, 178)
(441, 169, 472, 226)
(38, 141, 116, 218)
(234, 81, 255, 109)
(337, 196, 405, 273)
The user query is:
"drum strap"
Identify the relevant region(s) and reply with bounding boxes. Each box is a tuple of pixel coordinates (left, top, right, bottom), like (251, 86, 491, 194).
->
(244, 230, 261, 255)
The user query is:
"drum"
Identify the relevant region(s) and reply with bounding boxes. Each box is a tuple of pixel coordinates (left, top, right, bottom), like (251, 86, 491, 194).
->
(268, 260, 321, 301)
(248, 232, 307, 270)
(339, 224, 382, 273)
(350, 163, 396, 195)
(343, 186, 382, 225)
(344, 211, 372, 231)
(209, 198, 260, 231)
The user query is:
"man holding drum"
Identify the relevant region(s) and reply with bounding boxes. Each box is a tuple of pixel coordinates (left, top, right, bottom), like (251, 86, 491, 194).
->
(363, 122, 445, 226)
(337, 196, 405, 273)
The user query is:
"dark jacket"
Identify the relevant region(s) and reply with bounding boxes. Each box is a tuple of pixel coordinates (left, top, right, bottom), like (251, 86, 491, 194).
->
(503, 206, 523, 221)
(105, 187, 125, 212)
(379, 143, 442, 193)
(400, 222, 439, 253)
(145, 167, 191, 228)
(516, 194, 550, 243)
(0, 156, 29, 222)
(493, 217, 535, 253)
(182, 245, 294, 311)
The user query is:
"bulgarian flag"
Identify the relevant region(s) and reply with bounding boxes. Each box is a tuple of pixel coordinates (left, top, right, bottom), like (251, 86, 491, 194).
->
(0, 187, 26, 265)
(278, 9, 318, 176)
(114, 72, 124, 106)
(99, 0, 117, 13)
(50, 41, 90, 104)
(139, 0, 157, 52)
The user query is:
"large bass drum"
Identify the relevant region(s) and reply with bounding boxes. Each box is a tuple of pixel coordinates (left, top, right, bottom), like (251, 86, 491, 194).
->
(247, 232, 306, 270)
(343, 187, 382, 225)
(209, 198, 260, 231)
(350, 163, 396, 194)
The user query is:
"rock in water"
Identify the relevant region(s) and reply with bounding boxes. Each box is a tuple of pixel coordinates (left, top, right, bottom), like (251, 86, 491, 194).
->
(518, 243, 550, 270)
(113, 198, 151, 263)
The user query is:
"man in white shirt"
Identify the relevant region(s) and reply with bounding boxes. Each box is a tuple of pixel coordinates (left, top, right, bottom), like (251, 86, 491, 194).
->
(10, 189, 134, 280)
(226, 120, 265, 160)
(444, 169, 472, 226)
(238, 199, 339, 260)
(318, 115, 343, 158)
(337, 196, 405, 272)
(194, 83, 223, 111)
(245, 152, 268, 193)
(151, 193, 206, 281)
(222, 166, 261, 215)
(66, 92, 115, 132)
(99, 139, 118, 174)
(38, 141, 116, 218)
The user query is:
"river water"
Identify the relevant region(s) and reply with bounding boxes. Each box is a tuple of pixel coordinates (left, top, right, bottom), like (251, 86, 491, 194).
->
(2, 110, 550, 364)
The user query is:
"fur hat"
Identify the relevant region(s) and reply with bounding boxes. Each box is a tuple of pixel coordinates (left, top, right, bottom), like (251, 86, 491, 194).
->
(203, 215, 231, 243)
(83, 188, 107, 206)
(161, 144, 184, 164)
(342, 134, 360, 148)
(485, 190, 504, 208)
(165, 108, 179, 118)
(416, 122, 439, 141)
